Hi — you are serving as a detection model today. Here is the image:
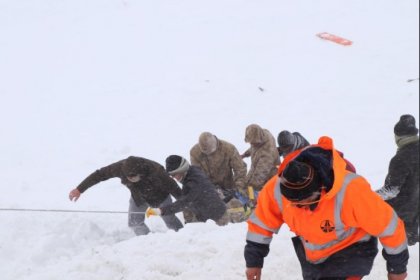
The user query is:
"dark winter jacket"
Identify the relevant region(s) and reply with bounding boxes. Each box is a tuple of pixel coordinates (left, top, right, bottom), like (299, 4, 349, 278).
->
(377, 139, 419, 226)
(76, 156, 182, 207)
(160, 166, 227, 222)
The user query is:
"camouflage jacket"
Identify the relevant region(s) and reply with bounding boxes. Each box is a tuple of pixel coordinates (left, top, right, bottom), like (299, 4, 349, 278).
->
(244, 127, 280, 191)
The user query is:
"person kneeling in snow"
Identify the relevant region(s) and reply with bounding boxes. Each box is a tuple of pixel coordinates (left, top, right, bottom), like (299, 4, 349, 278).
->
(146, 155, 230, 226)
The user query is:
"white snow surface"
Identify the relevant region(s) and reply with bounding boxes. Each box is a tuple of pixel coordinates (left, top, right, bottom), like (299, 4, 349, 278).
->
(0, 0, 418, 279)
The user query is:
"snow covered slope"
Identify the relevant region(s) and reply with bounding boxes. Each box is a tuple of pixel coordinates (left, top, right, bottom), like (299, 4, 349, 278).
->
(0, 0, 418, 279)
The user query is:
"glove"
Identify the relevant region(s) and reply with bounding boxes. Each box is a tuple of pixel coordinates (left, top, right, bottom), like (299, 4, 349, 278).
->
(146, 207, 161, 218)
(388, 272, 407, 280)
(247, 186, 257, 208)
(248, 186, 255, 200)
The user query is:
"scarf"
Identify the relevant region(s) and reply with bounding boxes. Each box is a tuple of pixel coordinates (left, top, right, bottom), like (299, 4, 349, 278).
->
(395, 135, 419, 150)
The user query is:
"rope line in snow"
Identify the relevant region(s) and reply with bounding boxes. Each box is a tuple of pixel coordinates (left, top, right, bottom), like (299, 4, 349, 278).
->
(0, 208, 146, 214)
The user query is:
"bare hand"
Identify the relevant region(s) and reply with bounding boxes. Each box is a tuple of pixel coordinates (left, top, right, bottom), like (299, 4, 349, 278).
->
(246, 267, 261, 280)
(69, 188, 81, 202)
(388, 272, 407, 280)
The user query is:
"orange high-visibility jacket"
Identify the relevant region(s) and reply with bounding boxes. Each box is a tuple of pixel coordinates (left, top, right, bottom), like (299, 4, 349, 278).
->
(246, 136, 407, 264)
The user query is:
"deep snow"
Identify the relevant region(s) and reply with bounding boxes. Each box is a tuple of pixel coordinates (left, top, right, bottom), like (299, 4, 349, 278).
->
(0, 0, 418, 279)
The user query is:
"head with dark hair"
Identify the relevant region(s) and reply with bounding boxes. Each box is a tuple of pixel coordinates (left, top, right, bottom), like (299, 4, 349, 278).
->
(122, 156, 149, 177)
(122, 156, 149, 183)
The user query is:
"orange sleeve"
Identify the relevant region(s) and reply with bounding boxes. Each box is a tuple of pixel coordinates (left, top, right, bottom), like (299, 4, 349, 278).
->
(247, 176, 284, 238)
(341, 177, 407, 249)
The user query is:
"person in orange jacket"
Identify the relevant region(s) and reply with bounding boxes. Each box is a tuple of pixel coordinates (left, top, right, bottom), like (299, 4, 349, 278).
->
(244, 136, 409, 280)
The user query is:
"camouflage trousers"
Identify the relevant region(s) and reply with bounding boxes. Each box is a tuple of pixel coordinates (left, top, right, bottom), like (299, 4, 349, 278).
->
(226, 198, 250, 223)
(182, 198, 249, 225)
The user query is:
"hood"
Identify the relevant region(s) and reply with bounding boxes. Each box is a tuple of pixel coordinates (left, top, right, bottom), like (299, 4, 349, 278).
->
(245, 124, 266, 144)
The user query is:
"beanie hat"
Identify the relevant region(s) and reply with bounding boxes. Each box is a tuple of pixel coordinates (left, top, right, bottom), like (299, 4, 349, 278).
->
(394, 114, 418, 136)
(165, 155, 190, 175)
(277, 131, 310, 157)
(277, 130, 295, 148)
(199, 132, 218, 155)
(280, 160, 322, 201)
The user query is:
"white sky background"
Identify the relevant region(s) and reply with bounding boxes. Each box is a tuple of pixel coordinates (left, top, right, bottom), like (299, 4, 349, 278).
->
(0, 0, 418, 279)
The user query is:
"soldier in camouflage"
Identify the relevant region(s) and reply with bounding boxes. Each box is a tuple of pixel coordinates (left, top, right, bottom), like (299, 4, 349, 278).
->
(241, 124, 280, 206)
(190, 132, 248, 223)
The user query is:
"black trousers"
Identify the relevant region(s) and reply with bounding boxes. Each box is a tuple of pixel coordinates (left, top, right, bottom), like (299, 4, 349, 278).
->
(292, 236, 378, 280)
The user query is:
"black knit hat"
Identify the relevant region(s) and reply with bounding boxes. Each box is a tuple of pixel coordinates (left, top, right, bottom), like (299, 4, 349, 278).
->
(280, 160, 321, 201)
(277, 130, 295, 147)
(394, 114, 418, 136)
(277, 130, 295, 154)
(165, 155, 190, 175)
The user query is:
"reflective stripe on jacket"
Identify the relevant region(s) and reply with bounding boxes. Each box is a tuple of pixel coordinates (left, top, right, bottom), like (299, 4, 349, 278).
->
(246, 136, 407, 264)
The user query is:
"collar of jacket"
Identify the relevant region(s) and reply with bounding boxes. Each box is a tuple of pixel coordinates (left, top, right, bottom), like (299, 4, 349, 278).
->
(396, 135, 419, 150)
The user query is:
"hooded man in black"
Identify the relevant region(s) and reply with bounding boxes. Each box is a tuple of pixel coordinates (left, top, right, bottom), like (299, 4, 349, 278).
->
(377, 114, 419, 246)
